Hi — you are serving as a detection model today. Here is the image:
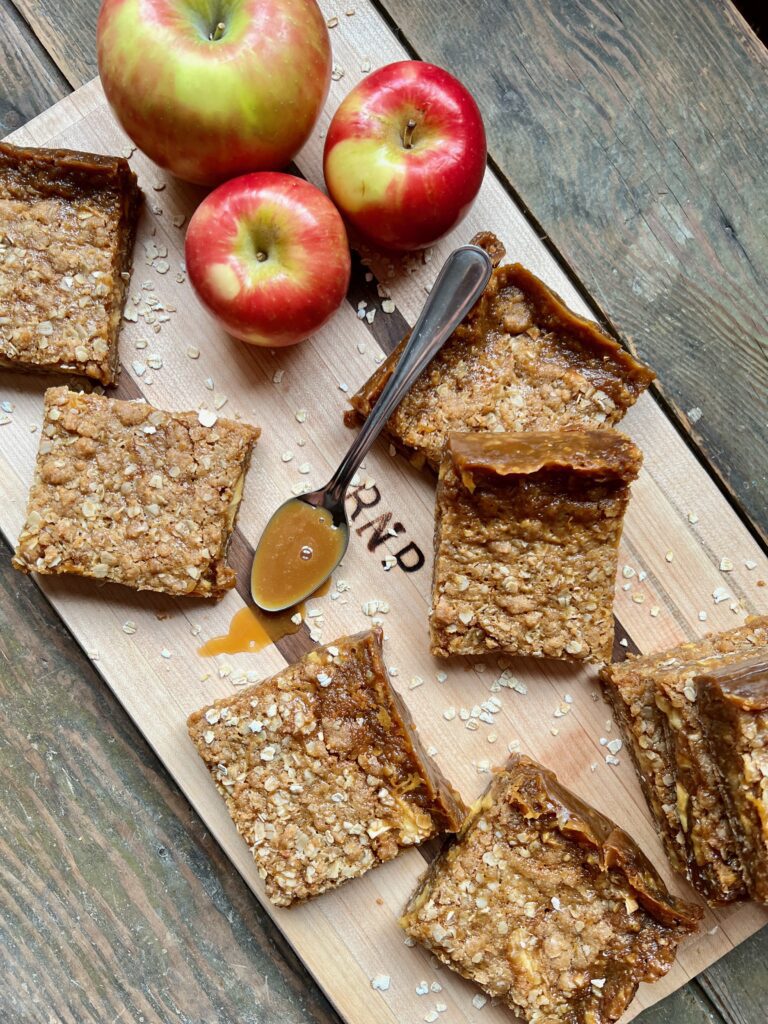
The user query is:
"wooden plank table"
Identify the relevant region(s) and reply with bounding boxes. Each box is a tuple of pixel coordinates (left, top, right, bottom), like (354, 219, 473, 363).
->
(0, 2, 766, 1023)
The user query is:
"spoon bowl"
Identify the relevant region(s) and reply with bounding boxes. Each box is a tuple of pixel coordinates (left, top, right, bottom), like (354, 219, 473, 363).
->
(251, 243, 493, 612)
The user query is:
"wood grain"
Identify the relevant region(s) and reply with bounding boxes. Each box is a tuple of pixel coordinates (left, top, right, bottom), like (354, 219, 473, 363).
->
(378, 0, 768, 543)
(3, 29, 768, 1018)
(0, 536, 341, 1024)
(0, 1, 69, 133)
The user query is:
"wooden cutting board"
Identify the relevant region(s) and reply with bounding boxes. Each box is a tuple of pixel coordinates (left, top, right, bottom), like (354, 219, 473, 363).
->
(2, 3, 766, 1020)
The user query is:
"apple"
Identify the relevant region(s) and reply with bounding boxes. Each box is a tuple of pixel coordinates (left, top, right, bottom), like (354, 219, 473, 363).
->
(323, 61, 487, 251)
(97, 0, 331, 186)
(185, 172, 351, 347)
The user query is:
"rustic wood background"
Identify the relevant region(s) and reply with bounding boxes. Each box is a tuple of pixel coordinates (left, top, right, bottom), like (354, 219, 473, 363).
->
(0, 1, 766, 1023)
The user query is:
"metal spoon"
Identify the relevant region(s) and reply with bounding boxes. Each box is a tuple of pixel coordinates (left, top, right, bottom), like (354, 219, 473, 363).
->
(250, 244, 493, 611)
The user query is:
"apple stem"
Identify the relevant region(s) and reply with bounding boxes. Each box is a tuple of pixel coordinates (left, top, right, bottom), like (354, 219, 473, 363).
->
(256, 251, 268, 262)
(209, 21, 226, 41)
(402, 118, 417, 149)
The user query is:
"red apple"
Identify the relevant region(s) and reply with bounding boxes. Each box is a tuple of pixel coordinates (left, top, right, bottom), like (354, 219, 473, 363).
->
(185, 172, 351, 347)
(323, 61, 486, 251)
(97, 0, 331, 186)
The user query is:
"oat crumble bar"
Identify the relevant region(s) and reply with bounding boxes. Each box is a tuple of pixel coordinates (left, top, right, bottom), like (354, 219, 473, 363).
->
(0, 141, 142, 385)
(12, 387, 259, 598)
(600, 617, 768, 904)
(347, 232, 654, 469)
(697, 654, 768, 904)
(401, 755, 701, 1024)
(188, 629, 465, 907)
(430, 429, 642, 663)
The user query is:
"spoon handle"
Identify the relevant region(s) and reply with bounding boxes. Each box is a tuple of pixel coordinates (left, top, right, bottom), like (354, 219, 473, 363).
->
(326, 244, 493, 500)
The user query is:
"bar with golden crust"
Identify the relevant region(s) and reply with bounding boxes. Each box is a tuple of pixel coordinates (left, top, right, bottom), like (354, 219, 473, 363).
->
(698, 654, 768, 904)
(188, 629, 465, 907)
(600, 617, 768, 905)
(346, 232, 654, 469)
(13, 387, 259, 598)
(401, 755, 701, 1024)
(430, 429, 642, 663)
(0, 141, 142, 385)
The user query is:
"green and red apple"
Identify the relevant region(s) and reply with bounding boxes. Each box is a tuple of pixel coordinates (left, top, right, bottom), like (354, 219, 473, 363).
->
(323, 61, 487, 251)
(185, 172, 351, 346)
(97, 0, 331, 185)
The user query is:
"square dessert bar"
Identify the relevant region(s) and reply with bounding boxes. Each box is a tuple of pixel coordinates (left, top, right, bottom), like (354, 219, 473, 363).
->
(13, 387, 259, 598)
(401, 755, 701, 1024)
(0, 141, 142, 385)
(698, 654, 768, 904)
(188, 629, 465, 907)
(430, 429, 642, 662)
(347, 232, 654, 469)
(600, 617, 768, 905)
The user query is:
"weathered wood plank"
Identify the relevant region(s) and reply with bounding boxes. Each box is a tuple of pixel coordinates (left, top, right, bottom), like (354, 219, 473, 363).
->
(696, 927, 768, 1024)
(9, 0, 99, 90)
(0, 536, 341, 1024)
(0, 0, 69, 132)
(379, 0, 768, 543)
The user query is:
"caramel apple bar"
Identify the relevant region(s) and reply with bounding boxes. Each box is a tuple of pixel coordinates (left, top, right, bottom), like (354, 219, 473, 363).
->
(430, 429, 642, 662)
(698, 654, 768, 904)
(0, 141, 142, 385)
(347, 233, 654, 469)
(401, 755, 701, 1024)
(188, 629, 465, 907)
(13, 387, 259, 598)
(600, 617, 768, 904)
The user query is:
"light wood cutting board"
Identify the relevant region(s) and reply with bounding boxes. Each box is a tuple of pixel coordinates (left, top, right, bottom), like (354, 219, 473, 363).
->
(1, 2, 767, 1021)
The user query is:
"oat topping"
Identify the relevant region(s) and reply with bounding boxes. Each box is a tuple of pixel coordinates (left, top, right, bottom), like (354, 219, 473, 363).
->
(12, 387, 259, 598)
(188, 629, 465, 907)
(401, 755, 700, 1024)
(430, 430, 642, 663)
(0, 142, 142, 385)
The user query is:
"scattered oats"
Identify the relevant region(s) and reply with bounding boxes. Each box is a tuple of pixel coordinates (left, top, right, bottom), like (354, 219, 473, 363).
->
(290, 612, 303, 625)
(0, 401, 13, 413)
(295, 408, 307, 423)
(426, 745, 437, 757)
(487, 732, 498, 744)
(409, 676, 424, 690)
(0, 414, 11, 426)
(622, 582, 631, 591)
(435, 1004, 447, 1014)
(272, 369, 284, 384)
(388, 666, 399, 677)
(297, 462, 311, 474)
(190, 624, 202, 636)
(650, 605, 660, 617)
(564, 694, 573, 704)
(477, 759, 491, 773)
(213, 393, 228, 410)
(172, 214, 186, 228)
(443, 707, 456, 721)
(472, 994, 487, 1009)
(204, 377, 214, 390)
(160, 648, 172, 659)
(638, 570, 647, 581)
(338, 382, 349, 392)
(345, 6, 356, 14)
(186, 346, 200, 359)
(436, 671, 448, 683)
(154, 259, 170, 274)
(607, 738, 623, 755)
(198, 408, 218, 427)
(360, 59, 372, 72)
(688, 512, 699, 524)
(366, 308, 376, 324)
(331, 64, 345, 81)
(719, 557, 734, 572)
(122, 620, 137, 635)
(382, 555, 397, 570)
(620, 637, 628, 647)
(152, 180, 166, 191)
(416, 982, 429, 996)
(632, 593, 645, 604)
(381, 298, 395, 313)
(665, 550, 674, 562)
(317, 672, 332, 687)
(362, 599, 389, 616)
(699, 610, 708, 621)
(605, 754, 620, 766)
(203, 730, 215, 745)
(424, 1013, 438, 1024)
(357, 341, 367, 354)
(599, 737, 608, 746)
(132, 360, 147, 376)
(745, 560, 757, 570)
(147, 354, 163, 370)
(622, 565, 636, 579)
(713, 586, 730, 604)
(687, 406, 702, 423)
(326, 15, 338, 26)
(404, 936, 415, 947)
